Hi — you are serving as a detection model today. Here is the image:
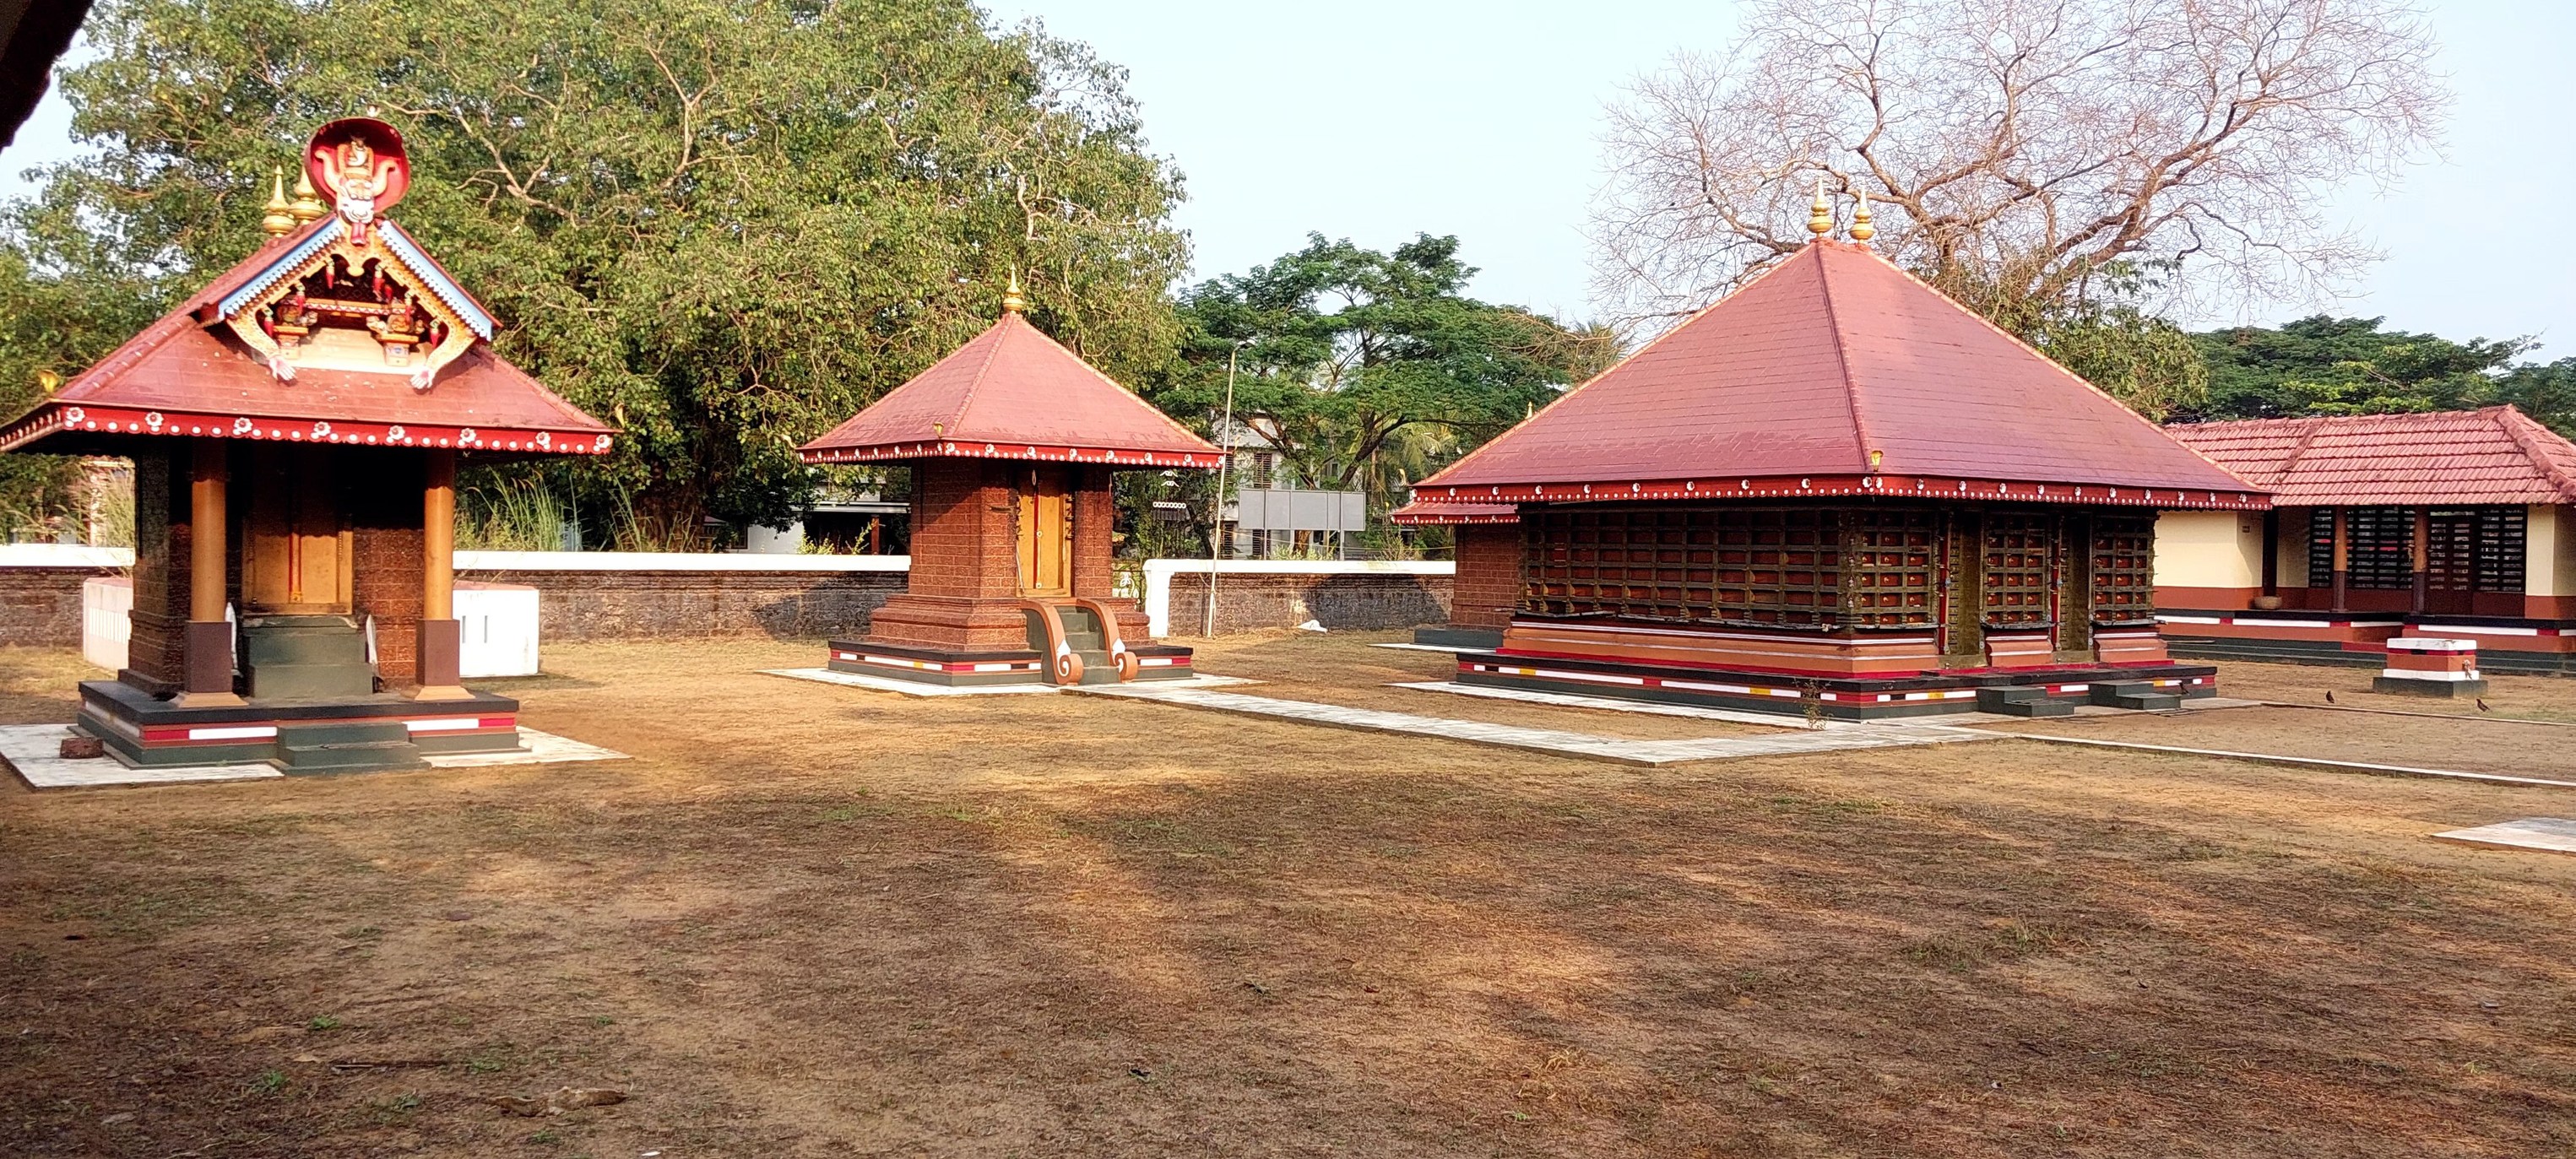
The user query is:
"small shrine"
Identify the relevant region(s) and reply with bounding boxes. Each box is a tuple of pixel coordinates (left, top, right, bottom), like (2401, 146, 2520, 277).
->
(0, 117, 615, 771)
(1402, 189, 2269, 718)
(798, 281, 1220, 686)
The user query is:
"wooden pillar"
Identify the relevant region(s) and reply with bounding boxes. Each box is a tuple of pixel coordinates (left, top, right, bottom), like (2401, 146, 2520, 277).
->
(413, 448, 470, 700)
(176, 439, 243, 706)
(2411, 507, 2430, 615)
(2259, 509, 2279, 597)
(2330, 506, 2350, 613)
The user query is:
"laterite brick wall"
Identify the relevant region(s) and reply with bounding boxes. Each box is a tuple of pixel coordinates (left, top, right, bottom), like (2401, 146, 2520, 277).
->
(1156, 567, 1454, 638)
(453, 561, 908, 642)
(0, 555, 122, 647)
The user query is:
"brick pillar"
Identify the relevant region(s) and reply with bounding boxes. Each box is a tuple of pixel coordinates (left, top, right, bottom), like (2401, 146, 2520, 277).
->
(1450, 523, 1523, 630)
(861, 458, 1033, 651)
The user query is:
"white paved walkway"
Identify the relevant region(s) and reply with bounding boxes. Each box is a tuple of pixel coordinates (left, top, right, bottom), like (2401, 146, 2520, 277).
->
(0, 724, 626, 790)
(1075, 685, 1994, 766)
(2435, 817, 2576, 855)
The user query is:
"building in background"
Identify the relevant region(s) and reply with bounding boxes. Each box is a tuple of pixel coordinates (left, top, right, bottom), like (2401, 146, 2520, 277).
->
(2156, 406, 2576, 673)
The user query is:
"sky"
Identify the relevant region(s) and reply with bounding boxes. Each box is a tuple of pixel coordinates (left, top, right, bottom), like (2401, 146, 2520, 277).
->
(6, 1, 2569, 356)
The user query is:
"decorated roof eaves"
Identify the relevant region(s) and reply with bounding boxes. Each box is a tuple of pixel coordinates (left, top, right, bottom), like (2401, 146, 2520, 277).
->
(214, 218, 346, 318)
(1404, 471, 2266, 512)
(377, 220, 496, 340)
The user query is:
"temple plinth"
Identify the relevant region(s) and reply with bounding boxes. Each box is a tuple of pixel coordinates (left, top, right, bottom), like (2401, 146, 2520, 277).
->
(798, 288, 1220, 686)
(0, 118, 615, 770)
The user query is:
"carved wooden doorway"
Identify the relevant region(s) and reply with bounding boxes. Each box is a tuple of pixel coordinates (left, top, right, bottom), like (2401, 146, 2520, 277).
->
(1017, 465, 1071, 597)
(241, 444, 353, 615)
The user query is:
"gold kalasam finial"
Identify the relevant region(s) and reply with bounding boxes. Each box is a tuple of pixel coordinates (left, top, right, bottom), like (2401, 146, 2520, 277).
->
(1807, 175, 1833, 240)
(260, 166, 296, 237)
(289, 167, 326, 223)
(1851, 188, 1875, 244)
(1001, 270, 1027, 315)
(36, 369, 61, 394)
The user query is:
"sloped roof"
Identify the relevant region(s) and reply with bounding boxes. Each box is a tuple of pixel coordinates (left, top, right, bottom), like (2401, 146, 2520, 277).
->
(1, 216, 610, 457)
(2166, 406, 2576, 506)
(1413, 241, 2261, 512)
(1389, 501, 1516, 525)
(800, 311, 1220, 468)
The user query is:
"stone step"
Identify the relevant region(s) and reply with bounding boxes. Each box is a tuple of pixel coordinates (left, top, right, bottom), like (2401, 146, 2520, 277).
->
(2088, 682, 2182, 711)
(242, 627, 368, 669)
(1074, 650, 1125, 685)
(1975, 686, 2074, 717)
(275, 721, 426, 774)
(246, 662, 377, 701)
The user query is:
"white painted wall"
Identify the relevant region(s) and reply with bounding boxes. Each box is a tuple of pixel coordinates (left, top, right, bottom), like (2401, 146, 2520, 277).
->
(2152, 511, 2264, 591)
(81, 577, 130, 671)
(1140, 559, 1455, 637)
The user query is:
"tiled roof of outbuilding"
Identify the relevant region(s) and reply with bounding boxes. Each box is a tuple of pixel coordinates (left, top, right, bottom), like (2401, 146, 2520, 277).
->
(2166, 406, 2576, 506)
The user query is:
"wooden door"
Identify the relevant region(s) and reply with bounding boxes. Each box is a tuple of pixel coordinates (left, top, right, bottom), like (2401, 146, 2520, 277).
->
(1017, 466, 1071, 597)
(242, 445, 353, 615)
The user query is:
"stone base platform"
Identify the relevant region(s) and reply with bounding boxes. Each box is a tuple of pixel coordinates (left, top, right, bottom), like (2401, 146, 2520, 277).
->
(3, 723, 624, 789)
(76, 679, 527, 772)
(1453, 651, 2217, 721)
(823, 639, 1196, 688)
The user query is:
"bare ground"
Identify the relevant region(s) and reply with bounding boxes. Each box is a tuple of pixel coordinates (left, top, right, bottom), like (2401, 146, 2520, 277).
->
(1, 632, 2571, 1157)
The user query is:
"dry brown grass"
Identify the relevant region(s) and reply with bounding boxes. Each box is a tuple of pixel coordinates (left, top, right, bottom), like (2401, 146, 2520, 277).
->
(1, 634, 2572, 1157)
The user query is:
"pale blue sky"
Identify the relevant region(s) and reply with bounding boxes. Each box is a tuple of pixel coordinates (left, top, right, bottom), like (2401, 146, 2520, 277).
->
(7, 1, 2568, 355)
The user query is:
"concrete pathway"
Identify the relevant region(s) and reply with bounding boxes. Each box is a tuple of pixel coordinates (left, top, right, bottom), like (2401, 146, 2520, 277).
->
(2434, 817, 2576, 855)
(1075, 684, 1995, 766)
(762, 669, 1255, 697)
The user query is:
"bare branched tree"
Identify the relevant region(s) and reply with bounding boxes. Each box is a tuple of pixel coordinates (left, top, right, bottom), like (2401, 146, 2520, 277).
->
(1591, 0, 2446, 331)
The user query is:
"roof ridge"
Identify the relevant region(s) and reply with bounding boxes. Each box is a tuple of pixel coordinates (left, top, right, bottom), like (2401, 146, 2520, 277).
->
(2277, 414, 2331, 481)
(1417, 244, 1825, 491)
(1843, 244, 2257, 494)
(2491, 404, 2576, 503)
(1813, 244, 1875, 473)
(943, 317, 1014, 436)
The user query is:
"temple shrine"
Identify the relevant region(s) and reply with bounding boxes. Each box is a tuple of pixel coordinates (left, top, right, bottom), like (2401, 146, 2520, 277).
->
(1400, 191, 2268, 718)
(798, 282, 1221, 686)
(0, 117, 614, 770)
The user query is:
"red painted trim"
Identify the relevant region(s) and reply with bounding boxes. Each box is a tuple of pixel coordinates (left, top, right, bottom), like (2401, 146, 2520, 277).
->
(799, 441, 1222, 469)
(1, 402, 613, 456)
(1408, 473, 2266, 511)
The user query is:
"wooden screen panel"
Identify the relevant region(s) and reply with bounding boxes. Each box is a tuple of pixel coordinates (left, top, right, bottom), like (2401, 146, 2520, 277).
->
(2344, 506, 2413, 590)
(1521, 508, 1717, 621)
(1982, 512, 2057, 628)
(1522, 506, 1844, 627)
(1843, 508, 1938, 628)
(2474, 506, 2526, 593)
(2089, 513, 2156, 626)
(2306, 508, 2335, 584)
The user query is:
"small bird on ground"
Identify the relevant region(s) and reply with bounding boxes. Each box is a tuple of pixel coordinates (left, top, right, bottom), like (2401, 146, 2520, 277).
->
(2477, 697, 2493, 712)
(2324, 690, 2337, 705)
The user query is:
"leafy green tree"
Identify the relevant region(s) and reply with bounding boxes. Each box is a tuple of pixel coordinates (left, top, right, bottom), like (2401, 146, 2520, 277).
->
(2184, 316, 2538, 421)
(1152, 233, 1613, 514)
(0, 0, 1185, 543)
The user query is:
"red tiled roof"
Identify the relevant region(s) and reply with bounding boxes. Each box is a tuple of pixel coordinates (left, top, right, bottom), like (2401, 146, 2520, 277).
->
(2166, 406, 2576, 506)
(1413, 241, 2260, 511)
(800, 311, 1221, 468)
(1, 220, 612, 457)
(1389, 501, 1516, 525)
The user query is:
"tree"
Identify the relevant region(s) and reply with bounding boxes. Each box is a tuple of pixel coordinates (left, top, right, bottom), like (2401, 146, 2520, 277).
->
(1590, 0, 2443, 414)
(0, 0, 1185, 544)
(1152, 234, 1613, 513)
(2185, 315, 2538, 420)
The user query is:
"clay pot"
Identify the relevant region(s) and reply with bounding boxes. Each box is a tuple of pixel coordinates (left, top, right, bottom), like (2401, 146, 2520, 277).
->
(2250, 595, 2284, 611)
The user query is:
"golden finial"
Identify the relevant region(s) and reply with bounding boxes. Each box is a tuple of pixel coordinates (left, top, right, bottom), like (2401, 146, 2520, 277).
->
(1851, 189, 1875, 244)
(36, 369, 61, 394)
(259, 166, 295, 237)
(288, 167, 326, 223)
(1001, 270, 1026, 315)
(1807, 175, 1832, 240)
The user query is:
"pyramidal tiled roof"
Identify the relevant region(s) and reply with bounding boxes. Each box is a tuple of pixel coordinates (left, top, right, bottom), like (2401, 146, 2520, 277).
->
(1413, 241, 2261, 511)
(800, 311, 1221, 468)
(2167, 406, 2576, 506)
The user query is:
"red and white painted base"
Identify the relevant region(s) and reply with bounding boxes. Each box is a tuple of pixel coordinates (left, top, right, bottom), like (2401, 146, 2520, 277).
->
(2372, 637, 2488, 697)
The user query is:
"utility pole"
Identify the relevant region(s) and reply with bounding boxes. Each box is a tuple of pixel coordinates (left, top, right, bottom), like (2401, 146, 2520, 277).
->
(1203, 344, 1239, 637)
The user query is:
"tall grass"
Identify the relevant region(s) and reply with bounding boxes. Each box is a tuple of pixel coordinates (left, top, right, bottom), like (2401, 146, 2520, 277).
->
(458, 478, 567, 551)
